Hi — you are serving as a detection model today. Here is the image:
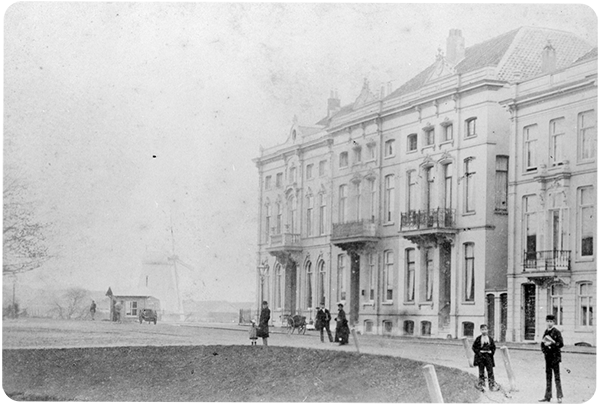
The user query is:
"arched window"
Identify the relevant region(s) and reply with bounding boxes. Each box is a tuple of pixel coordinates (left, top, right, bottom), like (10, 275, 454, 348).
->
(287, 195, 296, 233)
(339, 184, 348, 223)
(275, 263, 283, 309)
(318, 260, 326, 306)
(306, 261, 313, 309)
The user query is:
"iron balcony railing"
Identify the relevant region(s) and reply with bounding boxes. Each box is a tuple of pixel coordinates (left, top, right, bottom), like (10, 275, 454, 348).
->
(269, 233, 301, 248)
(400, 208, 456, 231)
(523, 250, 571, 271)
(331, 219, 379, 240)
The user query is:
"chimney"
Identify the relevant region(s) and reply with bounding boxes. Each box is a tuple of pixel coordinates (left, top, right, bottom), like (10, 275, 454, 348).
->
(327, 90, 341, 118)
(446, 29, 465, 65)
(541, 40, 556, 74)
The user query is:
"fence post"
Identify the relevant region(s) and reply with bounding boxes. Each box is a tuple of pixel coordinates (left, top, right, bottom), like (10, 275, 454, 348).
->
(462, 338, 474, 367)
(500, 346, 517, 392)
(422, 364, 444, 403)
(351, 328, 360, 353)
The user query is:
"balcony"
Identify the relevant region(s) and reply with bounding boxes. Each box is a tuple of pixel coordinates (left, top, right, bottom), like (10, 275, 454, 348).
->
(522, 250, 571, 285)
(267, 232, 302, 252)
(399, 208, 457, 246)
(331, 219, 380, 252)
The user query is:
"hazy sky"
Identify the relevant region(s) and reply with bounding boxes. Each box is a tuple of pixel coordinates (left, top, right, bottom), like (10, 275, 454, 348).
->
(4, 2, 597, 302)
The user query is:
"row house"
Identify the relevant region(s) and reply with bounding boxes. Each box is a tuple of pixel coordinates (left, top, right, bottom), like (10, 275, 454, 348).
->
(253, 27, 594, 341)
(501, 47, 597, 345)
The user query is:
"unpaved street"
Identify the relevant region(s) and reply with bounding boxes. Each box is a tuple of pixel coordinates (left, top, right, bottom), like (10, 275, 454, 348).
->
(3, 319, 596, 403)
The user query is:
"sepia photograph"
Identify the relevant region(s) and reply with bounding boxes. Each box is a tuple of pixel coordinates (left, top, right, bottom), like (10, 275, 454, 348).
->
(2, 2, 598, 403)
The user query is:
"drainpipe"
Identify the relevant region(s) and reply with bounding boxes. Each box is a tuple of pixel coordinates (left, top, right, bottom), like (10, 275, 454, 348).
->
(508, 81, 520, 342)
(256, 158, 264, 320)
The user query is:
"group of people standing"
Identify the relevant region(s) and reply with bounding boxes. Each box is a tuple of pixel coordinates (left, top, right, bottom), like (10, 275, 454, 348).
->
(472, 314, 564, 402)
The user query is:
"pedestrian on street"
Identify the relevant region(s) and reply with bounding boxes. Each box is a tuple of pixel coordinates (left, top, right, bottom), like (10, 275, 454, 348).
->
(256, 301, 270, 347)
(539, 314, 564, 403)
(472, 324, 499, 391)
(89, 300, 97, 321)
(334, 303, 349, 345)
(114, 301, 122, 323)
(248, 320, 258, 346)
(315, 304, 334, 343)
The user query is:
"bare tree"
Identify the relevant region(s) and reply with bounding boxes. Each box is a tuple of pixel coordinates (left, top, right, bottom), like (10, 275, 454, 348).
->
(52, 288, 90, 319)
(3, 174, 50, 275)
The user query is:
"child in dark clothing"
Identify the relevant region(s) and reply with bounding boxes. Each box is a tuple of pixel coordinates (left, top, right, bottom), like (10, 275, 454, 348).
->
(472, 324, 499, 391)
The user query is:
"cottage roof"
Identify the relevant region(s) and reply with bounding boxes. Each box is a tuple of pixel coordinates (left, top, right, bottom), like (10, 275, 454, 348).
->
(317, 26, 592, 126)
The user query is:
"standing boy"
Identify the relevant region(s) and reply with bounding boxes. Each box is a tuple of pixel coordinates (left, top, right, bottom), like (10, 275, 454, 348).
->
(539, 314, 563, 403)
(472, 324, 499, 391)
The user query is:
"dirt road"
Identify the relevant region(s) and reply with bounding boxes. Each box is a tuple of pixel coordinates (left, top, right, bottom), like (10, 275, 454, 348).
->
(3, 318, 596, 403)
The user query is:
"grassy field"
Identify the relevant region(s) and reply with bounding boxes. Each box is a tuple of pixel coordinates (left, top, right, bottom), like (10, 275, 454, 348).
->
(4, 345, 479, 402)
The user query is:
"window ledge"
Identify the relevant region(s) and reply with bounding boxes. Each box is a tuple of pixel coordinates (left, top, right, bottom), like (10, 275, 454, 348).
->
(362, 302, 375, 307)
(462, 211, 476, 217)
(421, 145, 436, 153)
(574, 329, 595, 333)
(384, 154, 396, 159)
(575, 257, 595, 263)
(418, 302, 434, 308)
(576, 159, 596, 166)
(406, 149, 418, 154)
(494, 209, 508, 215)
(403, 301, 416, 305)
(461, 301, 476, 305)
(524, 168, 538, 174)
(383, 222, 396, 227)
(381, 301, 394, 306)
(465, 135, 477, 140)
(439, 140, 454, 147)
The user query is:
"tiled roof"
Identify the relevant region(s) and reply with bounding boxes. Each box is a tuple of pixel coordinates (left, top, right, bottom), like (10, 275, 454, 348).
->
(574, 47, 598, 63)
(316, 27, 592, 126)
(495, 27, 592, 81)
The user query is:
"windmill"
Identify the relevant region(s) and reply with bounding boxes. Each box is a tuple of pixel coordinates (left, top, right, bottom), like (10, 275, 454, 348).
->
(139, 221, 204, 321)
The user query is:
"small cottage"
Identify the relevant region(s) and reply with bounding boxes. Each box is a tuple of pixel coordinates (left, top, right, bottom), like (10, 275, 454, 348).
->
(106, 287, 160, 322)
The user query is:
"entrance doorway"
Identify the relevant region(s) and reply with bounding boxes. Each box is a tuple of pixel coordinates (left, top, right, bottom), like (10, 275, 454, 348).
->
(523, 284, 536, 340)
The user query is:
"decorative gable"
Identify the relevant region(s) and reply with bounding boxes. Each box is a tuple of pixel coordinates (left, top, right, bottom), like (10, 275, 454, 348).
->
(353, 78, 378, 108)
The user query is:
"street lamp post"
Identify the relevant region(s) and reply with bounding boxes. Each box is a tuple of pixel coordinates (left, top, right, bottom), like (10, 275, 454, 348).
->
(257, 264, 268, 320)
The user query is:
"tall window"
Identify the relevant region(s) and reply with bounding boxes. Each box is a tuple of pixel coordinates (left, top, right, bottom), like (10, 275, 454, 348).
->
(384, 250, 394, 301)
(405, 248, 415, 302)
(276, 202, 282, 234)
(318, 260, 326, 305)
(306, 261, 313, 309)
(384, 175, 395, 223)
(524, 195, 537, 262)
(369, 179, 376, 221)
(354, 147, 362, 163)
(549, 193, 567, 252)
(275, 264, 282, 309)
(289, 166, 297, 183)
(368, 253, 376, 301)
(319, 160, 326, 176)
(550, 284, 563, 326)
(306, 164, 313, 179)
(265, 204, 271, 242)
(367, 143, 376, 160)
(579, 187, 595, 257)
(464, 243, 475, 302)
(306, 195, 314, 237)
(424, 248, 434, 302)
(338, 185, 348, 223)
(578, 110, 596, 162)
(579, 282, 594, 327)
(524, 124, 538, 171)
(339, 152, 349, 168)
(276, 173, 283, 187)
(550, 118, 565, 166)
(466, 117, 477, 138)
(354, 182, 362, 221)
(261, 266, 270, 304)
(444, 163, 453, 209)
(385, 139, 395, 157)
(495, 156, 509, 211)
(407, 171, 417, 212)
(443, 123, 454, 141)
(408, 134, 418, 152)
(424, 128, 435, 146)
(287, 196, 296, 233)
(464, 158, 475, 213)
(319, 193, 327, 235)
(126, 301, 138, 316)
(337, 254, 346, 301)
(424, 167, 434, 212)
(265, 176, 272, 190)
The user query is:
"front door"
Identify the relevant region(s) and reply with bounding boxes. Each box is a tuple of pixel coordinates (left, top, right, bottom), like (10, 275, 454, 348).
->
(350, 252, 360, 324)
(523, 284, 536, 340)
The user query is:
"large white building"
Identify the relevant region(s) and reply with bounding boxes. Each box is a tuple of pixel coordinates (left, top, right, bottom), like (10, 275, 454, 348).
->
(501, 47, 597, 344)
(254, 27, 595, 341)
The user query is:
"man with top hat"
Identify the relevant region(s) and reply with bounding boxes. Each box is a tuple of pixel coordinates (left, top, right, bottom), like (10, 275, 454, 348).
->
(539, 314, 564, 403)
(315, 303, 334, 343)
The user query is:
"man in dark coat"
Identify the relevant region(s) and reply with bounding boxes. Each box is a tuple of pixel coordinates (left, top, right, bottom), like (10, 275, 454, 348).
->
(472, 324, 498, 391)
(315, 304, 334, 343)
(539, 314, 564, 403)
(334, 303, 349, 345)
(257, 301, 270, 347)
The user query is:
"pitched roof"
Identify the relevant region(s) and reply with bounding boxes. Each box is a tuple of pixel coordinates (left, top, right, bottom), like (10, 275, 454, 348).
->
(574, 47, 598, 63)
(316, 27, 592, 126)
